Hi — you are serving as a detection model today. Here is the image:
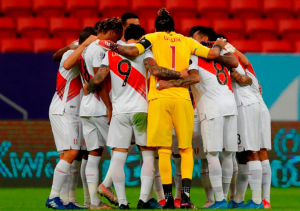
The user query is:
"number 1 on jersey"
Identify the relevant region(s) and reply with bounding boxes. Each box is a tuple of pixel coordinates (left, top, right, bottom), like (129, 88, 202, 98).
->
(170, 45, 176, 70)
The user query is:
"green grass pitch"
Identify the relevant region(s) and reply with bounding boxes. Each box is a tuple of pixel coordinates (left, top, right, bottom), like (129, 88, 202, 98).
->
(0, 187, 299, 210)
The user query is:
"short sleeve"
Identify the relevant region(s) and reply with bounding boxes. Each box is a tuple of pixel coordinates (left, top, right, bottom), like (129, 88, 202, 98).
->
(92, 46, 106, 67)
(188, 55, 199, 71)
(143, 49, 154, 60)
(188, 38, 210, 58)
(101, 51, 109, 66)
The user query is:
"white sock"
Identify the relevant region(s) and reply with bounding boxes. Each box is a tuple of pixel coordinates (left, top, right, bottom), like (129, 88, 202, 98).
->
(50, 160, 71, 199)
(102, 150, 113, 188)
(206, 152, 224, 202)
(201, 159, 214, 202)
(60, 174, 70, 205)
(248, 161, 262, 204)
(221, 152, 233, 200)
(172, 156, 182, 200)
(86, 155, 101, 206)
(81, 158, 90, 205)
(262, 160, 271, 203)
(69, 160, 81, 202)
(140, 151, 155, 202)
(111, 151, 128, 206)
(153, 156, 164, 202)
(234, 164, 248, 203)
(229, 154, 238, 200)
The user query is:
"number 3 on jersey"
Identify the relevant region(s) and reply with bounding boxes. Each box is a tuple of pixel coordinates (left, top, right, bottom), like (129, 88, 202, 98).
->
(170, 45, 176, 70)
(118, 59, 132, 86)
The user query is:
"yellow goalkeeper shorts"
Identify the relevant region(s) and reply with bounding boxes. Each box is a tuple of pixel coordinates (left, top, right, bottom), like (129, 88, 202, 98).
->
(147, 98, 194, 149)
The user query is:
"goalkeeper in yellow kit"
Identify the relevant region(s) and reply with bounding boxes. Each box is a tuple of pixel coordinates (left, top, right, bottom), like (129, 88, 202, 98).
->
(97, 8, 227, 209)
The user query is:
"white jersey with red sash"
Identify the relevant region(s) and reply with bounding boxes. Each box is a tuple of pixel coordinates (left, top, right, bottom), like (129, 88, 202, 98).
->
(78, 42, 108, 117)
(189, 50, 237, 121)
(101, 43, 154, 115)
(50, 50, 82, 115)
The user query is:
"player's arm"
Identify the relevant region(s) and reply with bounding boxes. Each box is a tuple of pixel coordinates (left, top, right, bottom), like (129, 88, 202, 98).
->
(86, 65, 110, 93)
(63, 35, 97, 70)
(191, 38, 227, 59)
(53, 44, 78, 62)
(230, 68, 252, 86)
(143, 57, 188, 79)
(235, 50, 250, 69)
(215, 53, 239, 68)
(156, 69, 200, 90)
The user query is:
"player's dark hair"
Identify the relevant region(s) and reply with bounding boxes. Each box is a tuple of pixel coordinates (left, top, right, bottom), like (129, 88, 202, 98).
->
(97, 17, 123, 34)
(121, 12, 139, 26)
(124, 24, 145, 41)
(94, 20, 102, 32)
(189, 26, 217, 41)
(79, 27, 97, 45)
(216, 33, 228, 42)
(155, 8, 175, 32)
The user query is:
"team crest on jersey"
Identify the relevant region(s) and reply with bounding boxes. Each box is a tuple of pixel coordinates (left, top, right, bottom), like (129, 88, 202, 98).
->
(74, 139, 78, 145)
(97, 52, 105, 61)
(194, 148, 199, 155)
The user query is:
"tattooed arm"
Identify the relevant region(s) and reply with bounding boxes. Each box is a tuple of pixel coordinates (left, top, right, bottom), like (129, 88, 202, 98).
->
(230, 68, 252, 86)
(156, 69, 200, 90)
(143, 57, 188, 79)
(215, 53, 239, 68)
(87, 65, 110, 93)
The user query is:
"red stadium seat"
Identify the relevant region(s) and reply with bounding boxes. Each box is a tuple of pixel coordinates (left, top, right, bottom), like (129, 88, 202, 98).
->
(131, 0, 162, 19)
(33, 0, 65, 17)
(245, 19, 277, 40)
(295, 0, 300, 18)
(33, 38, 64, 53)
(0, 18, 16, 38)
(278, 19, 300, 41)
(178, 18, 211, 36)
(197, 0, 228, 19)
(294, 41, 300, 53)
(66, 0, 98, 17)
(1, 0, 32, 17)
(263, 0, 293, 20)
(65, 38, 79, 46)
(98, 0, 130, 18)
(230, 39, 261, 53)
(0, 38, 32, 52)
(145, 18, 156, 34)
(82, 17, 103, 29)
(213, 19, 244, 41)
(165, 0, 196, 19)
(50, 17, 81, 39)
(17, 17, 49, 38)
(230, 0, 262, 19)
(261, 40, 292, 52)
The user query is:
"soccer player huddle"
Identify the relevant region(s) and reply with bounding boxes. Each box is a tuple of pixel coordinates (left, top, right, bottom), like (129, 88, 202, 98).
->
(47, 8, 271, 210)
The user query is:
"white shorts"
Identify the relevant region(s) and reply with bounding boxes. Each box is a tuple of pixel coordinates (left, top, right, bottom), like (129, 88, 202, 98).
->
(259, 110, 272, 150)
(201, 115, 238, 153)
(49, 113, 83, 153)
(237, 103, 261, 152)
(107, 113, 147, 149)
(80, 116, 109, 151)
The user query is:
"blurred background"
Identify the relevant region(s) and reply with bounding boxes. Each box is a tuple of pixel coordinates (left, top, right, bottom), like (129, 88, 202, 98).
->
(0, 0, 299, 188)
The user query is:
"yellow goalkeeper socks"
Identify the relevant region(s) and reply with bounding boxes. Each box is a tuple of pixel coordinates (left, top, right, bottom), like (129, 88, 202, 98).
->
(180, 148, 194, 180)
(158, 148, 172, 184)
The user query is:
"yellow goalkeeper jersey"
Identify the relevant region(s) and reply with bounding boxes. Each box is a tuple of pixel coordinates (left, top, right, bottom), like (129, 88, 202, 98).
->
(135, 31, 210, 100)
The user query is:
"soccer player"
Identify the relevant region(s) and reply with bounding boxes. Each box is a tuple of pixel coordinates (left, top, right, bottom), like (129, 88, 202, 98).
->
(234, 52, 272, 209)
(118, 13, 140, 45)
(227, 49, 264, 209)
(96, 8, 227, 209)
(157, 27, 239, 209)
(64, 17, 123, 210)
(46, 27, 96, 210)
